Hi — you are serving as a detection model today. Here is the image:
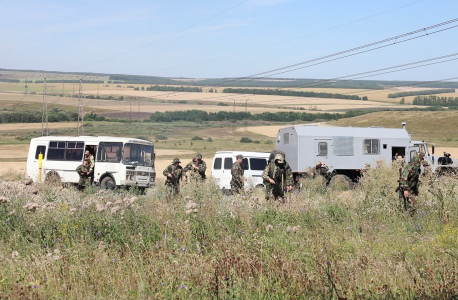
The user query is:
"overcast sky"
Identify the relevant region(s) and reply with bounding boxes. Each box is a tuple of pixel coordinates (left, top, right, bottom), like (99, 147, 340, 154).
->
(1, 0, 457, 81)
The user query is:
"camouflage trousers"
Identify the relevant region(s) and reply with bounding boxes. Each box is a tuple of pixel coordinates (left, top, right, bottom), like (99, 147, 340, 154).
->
(230, 180, 244, 195)
(78, 176, 92, 188)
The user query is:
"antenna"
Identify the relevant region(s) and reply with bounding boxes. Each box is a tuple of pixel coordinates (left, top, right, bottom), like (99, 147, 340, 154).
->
(41, 78, 48, 136)
(77, 78, 84, 136)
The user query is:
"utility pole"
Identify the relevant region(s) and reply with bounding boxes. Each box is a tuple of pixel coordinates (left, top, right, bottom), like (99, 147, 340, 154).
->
(41, 78, 48, 136)
(77, 79, 84, 136)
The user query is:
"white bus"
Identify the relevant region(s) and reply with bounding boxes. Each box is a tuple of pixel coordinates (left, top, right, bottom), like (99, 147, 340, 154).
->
(26, 136, 156, 189)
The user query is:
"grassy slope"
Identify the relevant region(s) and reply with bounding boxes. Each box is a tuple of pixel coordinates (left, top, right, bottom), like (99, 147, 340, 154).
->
(329, 111, 458, 147)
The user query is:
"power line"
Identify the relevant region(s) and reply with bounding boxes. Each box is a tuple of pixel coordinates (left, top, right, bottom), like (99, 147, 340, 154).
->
(147, 18, 458, 100)
(145, 0, 427, 74)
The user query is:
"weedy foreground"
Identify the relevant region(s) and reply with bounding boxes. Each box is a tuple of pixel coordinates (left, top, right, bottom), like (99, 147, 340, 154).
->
(0, 166, 458, 299)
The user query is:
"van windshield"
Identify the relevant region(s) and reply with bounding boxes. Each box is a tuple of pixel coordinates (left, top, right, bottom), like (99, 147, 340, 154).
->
(123, 143, 153, 167)
(250, 158, 267, 171)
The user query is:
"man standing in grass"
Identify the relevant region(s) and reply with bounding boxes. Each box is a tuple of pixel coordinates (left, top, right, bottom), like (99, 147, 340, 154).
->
(163, 158, 184, 198)
(184, 153, 207, 180)
(231, 154, 246, 195)
(76, 160, 91, 190)
(262, 154, 293, 201)
(399, 152, 426, 215)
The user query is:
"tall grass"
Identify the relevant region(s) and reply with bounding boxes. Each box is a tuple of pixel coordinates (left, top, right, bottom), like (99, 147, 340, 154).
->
(0, 166, 458, 299)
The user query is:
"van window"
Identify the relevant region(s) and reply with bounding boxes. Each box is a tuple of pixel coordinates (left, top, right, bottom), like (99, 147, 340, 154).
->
(242, 158, 249, 170)
(35, 146, 46, 159)
(364, 139, 380, 154)
(224, 157, 232, 169)
(249, 158, 267, 171)
(213, 158, 222, 170)
(97, 142, 123, 163)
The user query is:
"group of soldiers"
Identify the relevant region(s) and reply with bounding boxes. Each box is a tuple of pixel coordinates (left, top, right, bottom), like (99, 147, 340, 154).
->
(162, 153, 207, 197)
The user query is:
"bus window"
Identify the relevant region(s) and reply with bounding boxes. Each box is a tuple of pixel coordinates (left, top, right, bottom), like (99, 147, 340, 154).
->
(97, 142, 123, 162)
(35, 146, 46, 159)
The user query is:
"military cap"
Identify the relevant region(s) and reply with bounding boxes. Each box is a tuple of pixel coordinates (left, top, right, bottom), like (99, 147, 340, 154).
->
(172, 158, 181, 164)
(274, 154, 284, 163)
(236, 154, 243, 159)
(196, 154, 202, 159)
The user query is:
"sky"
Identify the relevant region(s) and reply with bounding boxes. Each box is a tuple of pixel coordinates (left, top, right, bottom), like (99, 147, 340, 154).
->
(1, 0, 458, 81)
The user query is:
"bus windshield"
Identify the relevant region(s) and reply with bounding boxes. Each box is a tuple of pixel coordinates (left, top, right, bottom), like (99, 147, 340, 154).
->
(123, 143, 153, 167)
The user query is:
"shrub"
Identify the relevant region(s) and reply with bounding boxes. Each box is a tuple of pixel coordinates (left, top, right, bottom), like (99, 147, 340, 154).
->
(240, 137, 253, 143)
(191, 136, 203, 141)
(156, 134, 168, 140)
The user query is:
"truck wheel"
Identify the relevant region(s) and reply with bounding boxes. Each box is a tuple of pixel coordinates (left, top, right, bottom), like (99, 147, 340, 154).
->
(101, 176, 116, 190)
(329, 175, 353, 190)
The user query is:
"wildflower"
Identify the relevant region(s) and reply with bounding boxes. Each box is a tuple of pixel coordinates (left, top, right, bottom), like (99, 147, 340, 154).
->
(266, 225, 274, 232)
(11, 251, 19, 260)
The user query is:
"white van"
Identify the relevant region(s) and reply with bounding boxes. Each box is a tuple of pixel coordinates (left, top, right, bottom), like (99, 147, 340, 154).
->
(211, 151, 270, 191)
(26, 136, 156, 189)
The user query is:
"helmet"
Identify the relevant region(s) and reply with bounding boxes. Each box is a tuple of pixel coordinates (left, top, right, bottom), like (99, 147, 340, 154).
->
(236, 154, 243, 159)
(172, 158, 181, 164)
(274, 154, 284, 163)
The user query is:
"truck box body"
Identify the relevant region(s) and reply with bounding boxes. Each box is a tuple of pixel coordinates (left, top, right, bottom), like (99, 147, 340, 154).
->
(276, 125, 411, 173)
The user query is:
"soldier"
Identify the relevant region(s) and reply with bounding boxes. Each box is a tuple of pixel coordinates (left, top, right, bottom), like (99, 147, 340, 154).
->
(184, 153, 206, 181)
(163, 158, 184, 197)
(398, 152, 426, 215)
(231, 154, 247, 195)
(76, 160, 91, 190)
(262, 154, 293, 201)
(312, 161, 329, 178)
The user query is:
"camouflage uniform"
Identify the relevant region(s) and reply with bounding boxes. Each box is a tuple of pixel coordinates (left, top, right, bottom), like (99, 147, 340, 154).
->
(184, 154, 207, 180)
(399, 153, 425, 214)
(163, 158, 184, 197)
(76, 163, 91, 189)
(231, 154, 245, 195)
(262, 154, 294, 200)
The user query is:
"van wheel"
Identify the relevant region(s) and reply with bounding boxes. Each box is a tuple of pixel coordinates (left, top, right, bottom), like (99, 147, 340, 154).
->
(45, 171, 61, 185)
(329, 175, 353, 190)
(101, 176, 116, 190)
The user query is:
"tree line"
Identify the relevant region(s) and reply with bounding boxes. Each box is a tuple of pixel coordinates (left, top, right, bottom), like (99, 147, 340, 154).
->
(145, 85, 202, 92)
(388, 88, 455, 98)
(147, 109, 371, 123)
(222, 88, 363, 100)
(412, 95, 458, 107)
(0, 109, 78, 124)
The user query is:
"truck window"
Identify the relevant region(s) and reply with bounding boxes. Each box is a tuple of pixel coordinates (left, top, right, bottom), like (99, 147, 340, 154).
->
(284, 133, 290, 144)
(318, 142, 327, 156)
(213, 158, 222, 170)
(35, 146, 46, 159)
(97, 142, 123, 163)
(364, 139, 380, 154)
(224, 157, 233, 170)
(249, 158, 267, 171)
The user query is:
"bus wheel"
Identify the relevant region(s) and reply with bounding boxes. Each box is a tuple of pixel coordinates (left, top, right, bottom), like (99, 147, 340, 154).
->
(101, 176, 116, 190)
(45, 171, 61, 185)
(329, 175, 353, 190)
